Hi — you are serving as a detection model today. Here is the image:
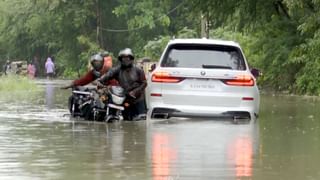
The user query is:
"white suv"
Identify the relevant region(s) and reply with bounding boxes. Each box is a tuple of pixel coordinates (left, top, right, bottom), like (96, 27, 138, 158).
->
(146, 38, 260, 120)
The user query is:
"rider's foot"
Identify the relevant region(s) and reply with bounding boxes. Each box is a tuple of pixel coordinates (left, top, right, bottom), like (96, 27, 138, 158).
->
(105, 115, 119, 122)
(132, 114, 146, 121)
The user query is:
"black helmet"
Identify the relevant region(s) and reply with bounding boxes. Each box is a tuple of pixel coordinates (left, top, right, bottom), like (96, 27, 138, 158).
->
(90, 54, 103, 71)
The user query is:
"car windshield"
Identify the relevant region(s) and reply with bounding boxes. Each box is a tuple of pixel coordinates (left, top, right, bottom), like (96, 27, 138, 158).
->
(161, 44, 246, 70)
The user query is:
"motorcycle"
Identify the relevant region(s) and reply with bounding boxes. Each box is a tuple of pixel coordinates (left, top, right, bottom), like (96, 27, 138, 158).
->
(68, 86, 126, 122)
(105, 86, 126, 122)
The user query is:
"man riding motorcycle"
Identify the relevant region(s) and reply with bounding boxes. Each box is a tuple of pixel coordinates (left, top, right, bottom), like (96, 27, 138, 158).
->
(96, 48, 147, 121)
(61, 53, 117, 120)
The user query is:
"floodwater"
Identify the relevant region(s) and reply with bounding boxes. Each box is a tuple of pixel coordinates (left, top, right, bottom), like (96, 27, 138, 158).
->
(0, 80, 320, 180)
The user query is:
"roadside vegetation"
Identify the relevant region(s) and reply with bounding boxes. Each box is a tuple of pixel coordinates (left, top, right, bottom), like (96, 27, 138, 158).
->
(0, 0, 319, 95)
(0, 75, 39, 94)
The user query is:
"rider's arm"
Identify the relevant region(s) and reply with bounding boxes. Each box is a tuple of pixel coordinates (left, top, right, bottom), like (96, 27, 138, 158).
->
(130, 68, 147, 97)
(61, 71, 95, 89)
(73, 71, 95, 86)
(98, 66, 119, 84)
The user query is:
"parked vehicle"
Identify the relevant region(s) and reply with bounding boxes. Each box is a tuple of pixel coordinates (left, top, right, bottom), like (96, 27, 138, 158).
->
(68, 86, 126, 122)
(3, 60, 28, 75)
(146, 38, 260, 121)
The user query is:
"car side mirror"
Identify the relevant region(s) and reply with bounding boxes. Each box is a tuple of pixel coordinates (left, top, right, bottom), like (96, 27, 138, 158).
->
(250, 68, 261, 78)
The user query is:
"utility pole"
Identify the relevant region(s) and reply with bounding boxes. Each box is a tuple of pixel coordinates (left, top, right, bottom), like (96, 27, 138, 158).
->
(96, 0, 103, 48)
(201, 13, 209, 38)
(96, 0, 99, 45)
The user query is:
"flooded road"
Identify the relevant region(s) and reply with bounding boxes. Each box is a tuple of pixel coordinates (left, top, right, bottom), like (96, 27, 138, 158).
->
(1, 80, 320, 179)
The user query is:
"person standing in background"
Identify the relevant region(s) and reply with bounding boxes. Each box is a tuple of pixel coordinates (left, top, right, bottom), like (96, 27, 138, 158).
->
(45, 56, 55, 79)
(2, 60, 11, 75)
(27, 61, 36, 79)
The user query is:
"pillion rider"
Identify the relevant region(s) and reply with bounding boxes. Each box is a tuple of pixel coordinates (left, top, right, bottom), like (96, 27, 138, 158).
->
(61, 53, 117, 89)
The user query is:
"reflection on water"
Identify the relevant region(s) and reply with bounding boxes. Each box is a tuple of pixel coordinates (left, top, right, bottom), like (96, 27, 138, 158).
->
(227, 136, 253, 178)
(152, 133, 177, 180)
(148, 120, 257, 180)
(107, 122, 125, 166)
(45, 83, 55, 109)
(1, 82, 320, 179)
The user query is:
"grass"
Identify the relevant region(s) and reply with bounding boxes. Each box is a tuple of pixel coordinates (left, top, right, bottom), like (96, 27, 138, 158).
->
(0, 75, 39, 91)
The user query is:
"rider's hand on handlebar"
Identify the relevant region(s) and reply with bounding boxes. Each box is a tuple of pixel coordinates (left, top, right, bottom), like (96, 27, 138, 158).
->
(96, 81, 105, 88)
(91, 80, 99, 86)
(129, 91, 136, 99)
(61, 84, 72, 89)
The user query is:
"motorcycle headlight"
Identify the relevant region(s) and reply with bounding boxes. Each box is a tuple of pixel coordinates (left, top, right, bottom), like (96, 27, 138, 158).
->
(111, 94, 125, 105)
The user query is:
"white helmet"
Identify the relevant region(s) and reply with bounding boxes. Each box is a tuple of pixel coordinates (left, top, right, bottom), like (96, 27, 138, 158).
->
(90, 54, 103, 71)
(118, 48, 134, 61)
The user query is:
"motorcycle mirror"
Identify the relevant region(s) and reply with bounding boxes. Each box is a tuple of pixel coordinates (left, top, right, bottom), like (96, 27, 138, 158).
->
(149, 63, 156, 72)
(250, 68, 261, 78)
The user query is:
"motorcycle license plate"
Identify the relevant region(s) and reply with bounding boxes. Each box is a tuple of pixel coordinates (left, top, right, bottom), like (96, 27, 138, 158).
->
(108, 104, 124, 111)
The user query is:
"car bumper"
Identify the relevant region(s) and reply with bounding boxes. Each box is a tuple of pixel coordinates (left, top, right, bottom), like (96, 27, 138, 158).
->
(148, 103, 258, 120)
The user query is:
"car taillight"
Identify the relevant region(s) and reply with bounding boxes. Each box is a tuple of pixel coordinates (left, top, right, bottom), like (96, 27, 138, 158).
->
(151, 71, 184, 83)
(223, 74, 254, 86)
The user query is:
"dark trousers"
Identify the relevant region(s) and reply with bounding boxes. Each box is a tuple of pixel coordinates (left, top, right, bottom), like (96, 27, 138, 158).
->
(122, 99, 146, 120)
